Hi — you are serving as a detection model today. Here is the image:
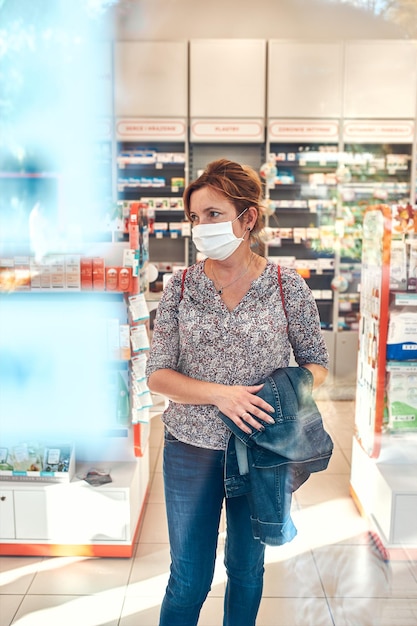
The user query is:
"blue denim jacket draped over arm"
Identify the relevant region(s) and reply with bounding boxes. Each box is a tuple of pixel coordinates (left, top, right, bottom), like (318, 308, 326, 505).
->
(218, 366, 334, 547)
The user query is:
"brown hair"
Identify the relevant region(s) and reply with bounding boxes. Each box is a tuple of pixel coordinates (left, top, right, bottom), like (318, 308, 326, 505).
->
(183, 158, 264, 236)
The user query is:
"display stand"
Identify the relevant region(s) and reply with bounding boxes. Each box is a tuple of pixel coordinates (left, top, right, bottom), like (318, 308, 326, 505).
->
(350, 205, 417, 551)
(353, 205, 392, 458)
(0, 204, 153, 556)
(115, 118, 190, 284)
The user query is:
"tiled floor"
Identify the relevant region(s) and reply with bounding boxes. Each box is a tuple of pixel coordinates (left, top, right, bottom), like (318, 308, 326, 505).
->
(1, 400, 417, 626)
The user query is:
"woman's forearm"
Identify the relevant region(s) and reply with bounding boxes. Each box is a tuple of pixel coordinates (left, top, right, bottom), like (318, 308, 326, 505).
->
(147, 368, 276, 431)
(148, 368, 220, 405)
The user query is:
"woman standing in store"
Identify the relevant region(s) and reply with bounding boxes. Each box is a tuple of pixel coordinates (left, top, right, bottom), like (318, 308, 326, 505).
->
(146, 158, 329, 626)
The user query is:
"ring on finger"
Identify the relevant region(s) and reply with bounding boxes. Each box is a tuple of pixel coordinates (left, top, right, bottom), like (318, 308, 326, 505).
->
(241, 411, 249, 419)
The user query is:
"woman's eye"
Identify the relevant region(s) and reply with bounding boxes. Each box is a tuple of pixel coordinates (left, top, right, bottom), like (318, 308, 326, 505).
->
(210, 211, 220, 219)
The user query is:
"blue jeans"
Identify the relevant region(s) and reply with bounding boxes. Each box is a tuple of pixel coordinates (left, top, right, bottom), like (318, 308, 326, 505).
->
(159, 430, 265, 626)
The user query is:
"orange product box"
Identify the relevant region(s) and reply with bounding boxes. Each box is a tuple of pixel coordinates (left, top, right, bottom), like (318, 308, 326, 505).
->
(105, 266, 119, 291)
(129, 202, 140, 250)
(92, 257, 105, 291)
(119, 266, 132, 292)
(80, 258, 93, 290)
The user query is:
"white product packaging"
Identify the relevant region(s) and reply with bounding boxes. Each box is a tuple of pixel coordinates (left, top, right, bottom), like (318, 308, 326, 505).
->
(128, 293, 150, 322)
(130, 325, 150, 353)
(407, 240, 417, 292)
(49, 254, 65, 289)
(389, 239, 407, 290)
(65, 255, 81, 290)
(131, 353, 148, 381)
(386, 310, 417, 360)
(386, 363, 417, 431)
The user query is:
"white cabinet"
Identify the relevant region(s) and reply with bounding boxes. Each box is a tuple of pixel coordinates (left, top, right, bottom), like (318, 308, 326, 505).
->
(0, 489, 15, 539)
(344, 40, 417, 119)
(334, 331, 358, 385)
(190, 39, 266, 118)
(373, 465, 417, 545)
(268, 41, 343, 118)
(351, 438, 417, 545)
(114, 41, 188, 117)
(14, 490, 49, 540)
(0, 457, 149, 556)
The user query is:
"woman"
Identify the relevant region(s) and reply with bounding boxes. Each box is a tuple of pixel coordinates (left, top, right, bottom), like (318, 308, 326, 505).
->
(146, 158, 329, 626)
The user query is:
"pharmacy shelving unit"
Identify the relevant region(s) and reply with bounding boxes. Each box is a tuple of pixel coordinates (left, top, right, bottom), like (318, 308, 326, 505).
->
(350, 205, 417, 552)
(0, 212, 151, 556)
(115, 119, 190, 283)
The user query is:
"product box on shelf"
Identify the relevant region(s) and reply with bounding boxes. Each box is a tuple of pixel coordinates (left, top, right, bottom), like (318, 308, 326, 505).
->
(390, 239, 408, 291)
(50, 254, 66, 289)
(0, 442, 75, 483)
(119, 266, 132, 292)
(407, 237, 417, 292)
(386, 362, 417, 432)
(105, 266, 119, 291)
(92, 257, 105, 290)
(65, 255, 81, 290)
(14, 256, 31, 290)
(80, 257, 93, 290)
(30, 258, 41, 289)
(387, 310, 417, 360)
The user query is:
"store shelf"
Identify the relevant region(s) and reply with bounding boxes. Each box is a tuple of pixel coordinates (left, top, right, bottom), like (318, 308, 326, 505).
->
(350, 205, 417, 548)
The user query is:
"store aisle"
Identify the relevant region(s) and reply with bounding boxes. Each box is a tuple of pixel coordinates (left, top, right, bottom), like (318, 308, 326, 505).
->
(1, 400, 416, 626)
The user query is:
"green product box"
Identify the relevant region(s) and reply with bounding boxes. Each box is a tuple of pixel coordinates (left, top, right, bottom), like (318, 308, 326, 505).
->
(386, 362, 417, 431)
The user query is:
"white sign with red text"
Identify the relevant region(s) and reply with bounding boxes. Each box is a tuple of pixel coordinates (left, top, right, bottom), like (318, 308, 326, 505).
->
(268, 120, 339, 142)
(116, 119, 187, 141)
(190, 119, 264, 143)
(343, 120, 414, 143)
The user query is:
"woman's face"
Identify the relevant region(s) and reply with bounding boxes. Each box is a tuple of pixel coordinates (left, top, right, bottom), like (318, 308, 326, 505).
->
(189, 186, 240, 228)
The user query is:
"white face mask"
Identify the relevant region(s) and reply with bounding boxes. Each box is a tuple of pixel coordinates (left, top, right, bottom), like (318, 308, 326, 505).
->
(192, 209, 248, 261)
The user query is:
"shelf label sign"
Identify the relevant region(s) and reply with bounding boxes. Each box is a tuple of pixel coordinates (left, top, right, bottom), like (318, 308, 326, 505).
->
(190, 119, 264, 142)
(268, 120, 339, 142)
(116, 118, 187, 141)
(343, 120, 415, 143)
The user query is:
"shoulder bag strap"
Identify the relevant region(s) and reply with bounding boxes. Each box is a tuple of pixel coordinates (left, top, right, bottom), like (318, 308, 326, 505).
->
(277, 265, 288, 322)
(277, 265, 289, 334)
(180, 267, 188, 302)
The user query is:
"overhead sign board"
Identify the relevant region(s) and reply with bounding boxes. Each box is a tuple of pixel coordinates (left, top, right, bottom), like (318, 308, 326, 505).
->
(190, 119, 264, 143)
(116, 118, 187, 142)
(343, 120, 414, 143)
(268, 120, 340, 142)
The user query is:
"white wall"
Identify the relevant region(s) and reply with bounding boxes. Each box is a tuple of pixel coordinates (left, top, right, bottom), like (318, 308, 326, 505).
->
(109, 0, 406, 41)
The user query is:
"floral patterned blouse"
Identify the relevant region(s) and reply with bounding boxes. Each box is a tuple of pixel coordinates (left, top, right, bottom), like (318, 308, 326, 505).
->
(146, 260, 329, 450)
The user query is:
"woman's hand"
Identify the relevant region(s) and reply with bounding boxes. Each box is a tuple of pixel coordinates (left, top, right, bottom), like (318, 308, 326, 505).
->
(212, 383, 275, 434)
(148, 369, 275, 435)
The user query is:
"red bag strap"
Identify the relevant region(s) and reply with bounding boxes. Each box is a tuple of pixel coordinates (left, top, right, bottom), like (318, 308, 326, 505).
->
(180, 267, 188, 302)
(277, 265, 288, 321)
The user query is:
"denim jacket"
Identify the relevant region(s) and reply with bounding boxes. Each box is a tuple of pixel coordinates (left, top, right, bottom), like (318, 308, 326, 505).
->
(218, 366, 333, 546)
